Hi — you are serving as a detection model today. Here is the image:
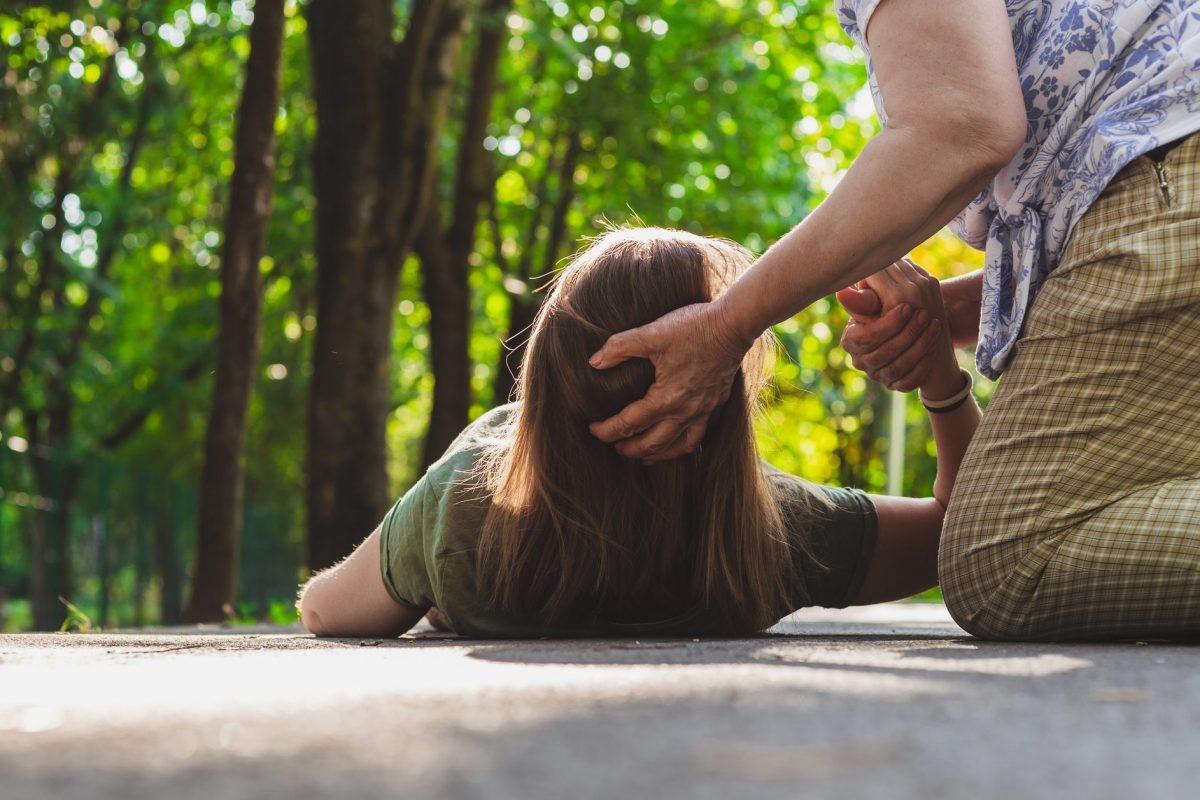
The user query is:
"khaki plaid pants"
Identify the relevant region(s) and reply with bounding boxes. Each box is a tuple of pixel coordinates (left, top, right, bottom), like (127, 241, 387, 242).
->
(940, 132, 1200, 641)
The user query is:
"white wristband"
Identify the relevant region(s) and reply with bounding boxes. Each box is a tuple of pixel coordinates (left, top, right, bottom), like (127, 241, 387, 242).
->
(919, 369, 973, 411)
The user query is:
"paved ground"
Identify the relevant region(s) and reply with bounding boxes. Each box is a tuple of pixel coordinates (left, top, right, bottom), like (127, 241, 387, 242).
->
(1, 603, 1197, 800)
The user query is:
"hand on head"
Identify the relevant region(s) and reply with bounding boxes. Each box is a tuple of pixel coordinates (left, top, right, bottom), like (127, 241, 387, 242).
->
(586, 253, 957, 463)
(587, 300, 749, 462)
(837, 258, 959, 396)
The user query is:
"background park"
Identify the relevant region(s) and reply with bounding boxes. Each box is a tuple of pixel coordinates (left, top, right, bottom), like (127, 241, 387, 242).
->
(6, 4, 1199, 800)
(0, 0, 986, 633)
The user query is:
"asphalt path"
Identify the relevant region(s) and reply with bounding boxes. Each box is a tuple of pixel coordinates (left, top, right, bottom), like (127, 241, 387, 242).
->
(1, 603, 1195, 799)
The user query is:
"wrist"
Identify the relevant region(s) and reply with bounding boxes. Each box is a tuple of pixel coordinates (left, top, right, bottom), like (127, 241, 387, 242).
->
(920, 356, 966, 401)
(920, 368, 973, 415)
(940, 272, 983, 348)
(712, 292, 762, 355)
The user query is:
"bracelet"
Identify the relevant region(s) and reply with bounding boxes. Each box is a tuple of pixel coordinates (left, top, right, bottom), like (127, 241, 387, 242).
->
(919, 369, 973, 414)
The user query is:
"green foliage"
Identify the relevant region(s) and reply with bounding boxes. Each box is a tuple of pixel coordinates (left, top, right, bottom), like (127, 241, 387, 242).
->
(231, 599, 297, 627)
(0, 0, 984, 628)
(1, 598, 33, 632)
(58, 595, 95, 632)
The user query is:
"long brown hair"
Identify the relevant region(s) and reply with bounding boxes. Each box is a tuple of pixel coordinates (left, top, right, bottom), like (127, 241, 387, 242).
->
(475, 228, 792, 634)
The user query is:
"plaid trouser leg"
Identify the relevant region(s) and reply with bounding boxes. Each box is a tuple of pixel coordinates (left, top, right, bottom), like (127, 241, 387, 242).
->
(939, 133, 1200, 641)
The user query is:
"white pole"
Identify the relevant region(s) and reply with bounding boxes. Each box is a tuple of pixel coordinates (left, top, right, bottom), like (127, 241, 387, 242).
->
(887, 389, 906, 496)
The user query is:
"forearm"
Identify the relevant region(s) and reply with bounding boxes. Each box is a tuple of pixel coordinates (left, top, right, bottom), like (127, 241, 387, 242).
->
(717, 124, 1005, 345)
(927, 391, 982, 508)
(941, 269, 984, 348)
(854, 378, 982, 605)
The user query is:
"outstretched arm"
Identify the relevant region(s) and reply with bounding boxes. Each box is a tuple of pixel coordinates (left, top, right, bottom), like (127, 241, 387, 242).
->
(843, 262, 982, 604)
(853, 388, 981, 603)
(589, 0, 1022, 461)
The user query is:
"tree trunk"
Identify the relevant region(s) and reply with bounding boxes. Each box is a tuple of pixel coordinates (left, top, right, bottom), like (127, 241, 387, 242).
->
(133, 516, 147, 628)
(95, 516, 111, 629)
(419, 0, 512, 468)
(491, 130, 578, 404)
(184, 0, 285, 622)
(154, 494, 183, 625)
(419, 242, 474, 467)
(27, 401, 77, 631)
(28, 495, 73, 631)
(492, 293, 537, 404)
(306, 0, 466, 570)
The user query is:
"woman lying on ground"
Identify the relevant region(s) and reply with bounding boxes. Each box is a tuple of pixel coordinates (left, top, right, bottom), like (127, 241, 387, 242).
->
(297, 228, 979, 638)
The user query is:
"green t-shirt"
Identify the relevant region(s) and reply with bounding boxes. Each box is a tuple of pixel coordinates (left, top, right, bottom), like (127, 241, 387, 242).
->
(380, 404, 878, 637)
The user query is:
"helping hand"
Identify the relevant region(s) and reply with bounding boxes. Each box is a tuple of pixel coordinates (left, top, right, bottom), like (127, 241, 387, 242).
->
(837, 259, 959, 397)
(588, 300, 750, 462)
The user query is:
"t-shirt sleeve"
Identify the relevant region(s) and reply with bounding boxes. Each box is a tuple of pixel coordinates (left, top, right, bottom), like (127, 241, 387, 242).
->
(376, 403, 517, 614)
(378, 475, 437, 610)
(802, 486, 879, 608)
(771, 475, 879, 610)
(836, 0, 885, 49)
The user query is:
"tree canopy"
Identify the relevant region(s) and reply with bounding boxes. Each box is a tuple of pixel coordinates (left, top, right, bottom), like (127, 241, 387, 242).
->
(0, 0, 983, 631)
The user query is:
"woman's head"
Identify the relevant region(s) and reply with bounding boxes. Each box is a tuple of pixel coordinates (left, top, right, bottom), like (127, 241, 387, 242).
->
(476, 227, 790, 634)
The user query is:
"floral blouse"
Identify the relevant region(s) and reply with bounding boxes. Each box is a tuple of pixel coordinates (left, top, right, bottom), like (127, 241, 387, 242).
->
(837, 1, 1200, 378)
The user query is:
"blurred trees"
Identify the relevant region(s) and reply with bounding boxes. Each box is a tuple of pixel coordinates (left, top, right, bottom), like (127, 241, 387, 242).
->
(0, 3, 185, 628)
(0, 0, 983, 631)
(1, 0, 315, 629)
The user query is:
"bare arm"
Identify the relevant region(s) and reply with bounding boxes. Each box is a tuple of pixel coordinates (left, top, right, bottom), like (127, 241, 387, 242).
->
(941, 268, 984, 349)
(845, 263, 982, 604)
(590, 0, 1023, 461)
(298, 527, 427, 637)
(853, 391, 981, 604)
(720, 0, 1023, 341)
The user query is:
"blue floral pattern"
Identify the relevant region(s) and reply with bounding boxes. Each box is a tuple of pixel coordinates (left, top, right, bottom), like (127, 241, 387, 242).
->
(837, 1, 1200, 378)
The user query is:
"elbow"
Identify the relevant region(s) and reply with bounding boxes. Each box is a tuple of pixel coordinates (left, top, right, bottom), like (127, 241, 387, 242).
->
(954, 103, 1027, 176)
(298, 581, 332, 636)
(301, 605, 328, 636)
(905, 102, 1026, 185)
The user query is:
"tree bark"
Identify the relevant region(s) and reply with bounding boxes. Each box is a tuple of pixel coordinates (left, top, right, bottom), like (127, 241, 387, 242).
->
(419, 0, 511, 468)
(184, 0, 285, 622)
(306, 0, 467, 570)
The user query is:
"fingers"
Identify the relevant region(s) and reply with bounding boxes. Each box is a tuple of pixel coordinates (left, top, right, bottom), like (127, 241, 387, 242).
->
(642, 420, 707, 463)
(859, 266, 898, 301)
(860, 263, 915, 313)
(900, 257, 933, 281)
(896, 257, 922, 281)
(897, 258, 942, 310)
(589, 327, 650, 371)
(841, 258, 948, 392)
(589, 397, 660, 444)
(835, 285, 883, 320)
(886, 361, 935, 393)
(864, 262, 902, 289)
(615, 417, 687, 460)
(874, 319, 944, 389)
(840, 303, 914, 354)
(848, 308, 930, 373)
